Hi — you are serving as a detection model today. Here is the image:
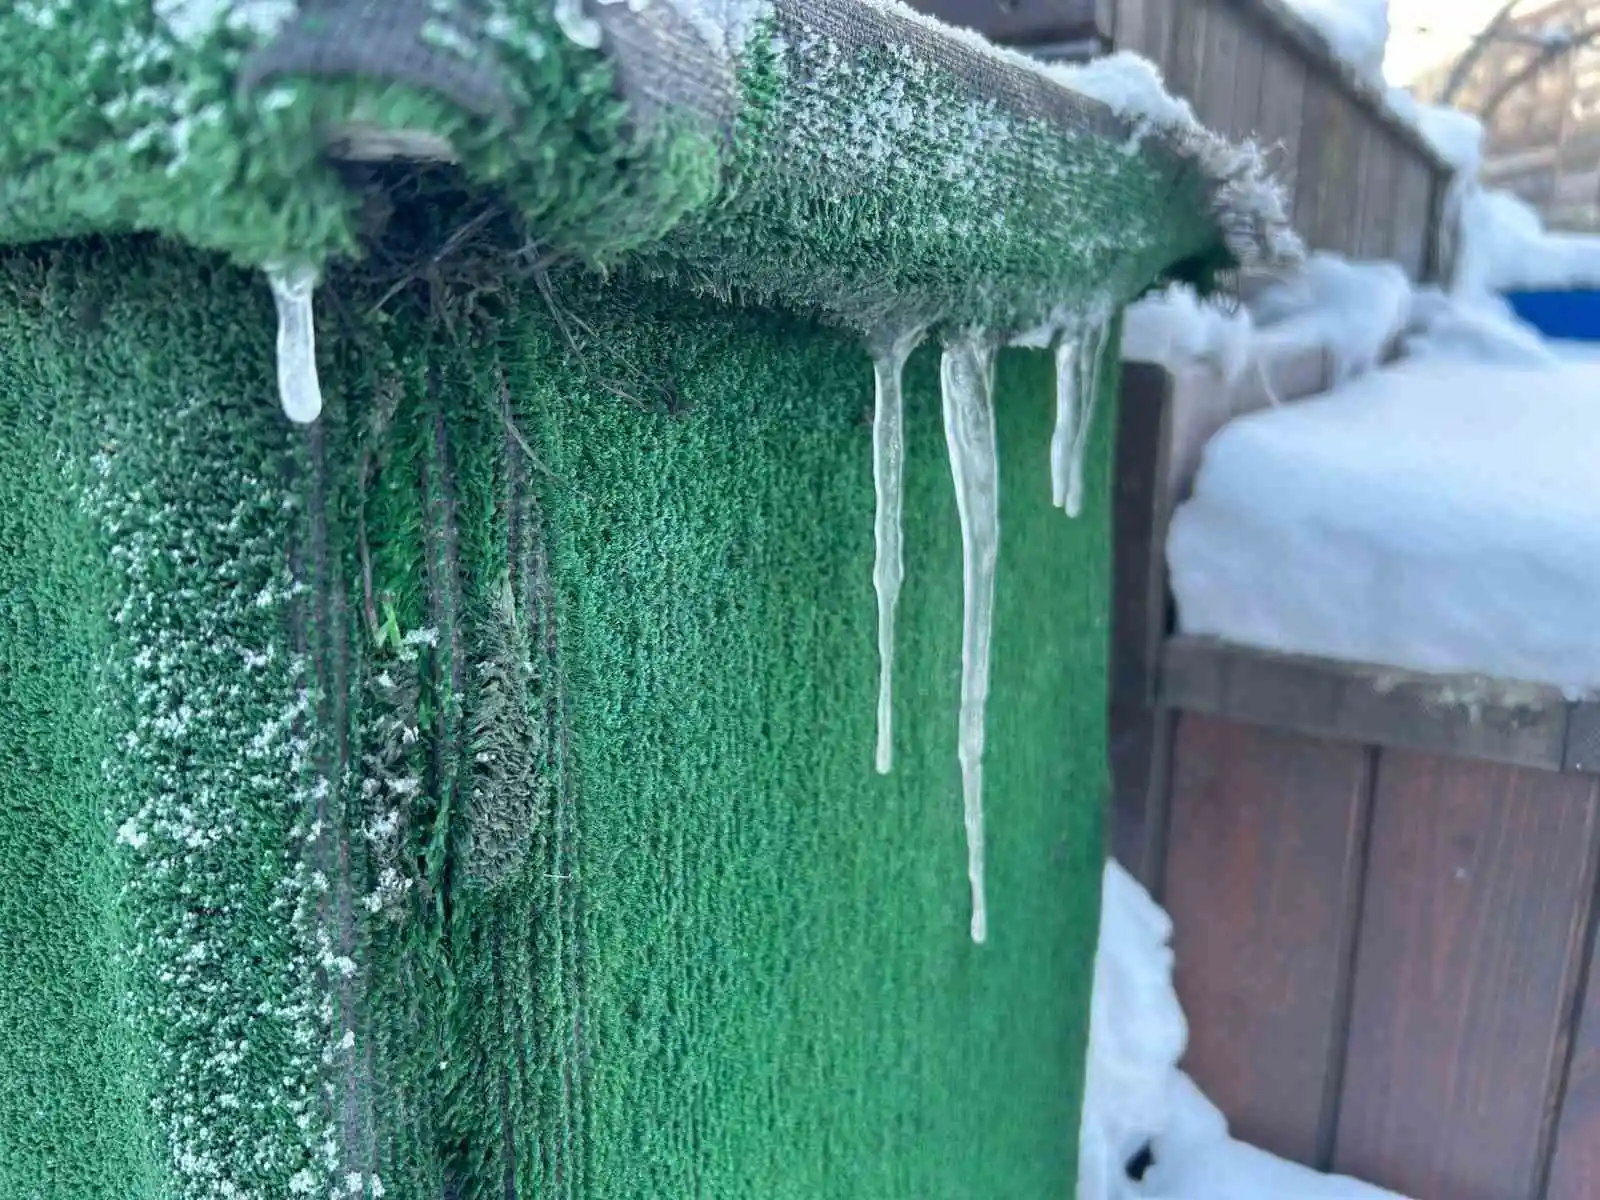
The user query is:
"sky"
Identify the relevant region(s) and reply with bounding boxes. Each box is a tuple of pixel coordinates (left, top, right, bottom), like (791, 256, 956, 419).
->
(1385, 0, 1525, 84)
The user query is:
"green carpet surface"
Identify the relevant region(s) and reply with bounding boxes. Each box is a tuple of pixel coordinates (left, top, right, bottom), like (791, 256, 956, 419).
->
(0, 238, 1114, 1199)
(0, 4, 1263, 1197)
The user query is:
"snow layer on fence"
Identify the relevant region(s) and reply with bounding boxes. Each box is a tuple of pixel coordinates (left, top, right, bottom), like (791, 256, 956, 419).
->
(1168, 356, 1600, 696)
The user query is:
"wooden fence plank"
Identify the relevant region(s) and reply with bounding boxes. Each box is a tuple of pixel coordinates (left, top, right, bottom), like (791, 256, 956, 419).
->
(1333, 754, 1600, 1200)
(1165, 714, 1374, 1165)
(1254, 36, 1307, 214)
(1392, 156, 1435, 281)
(1293, 70, 1332, 237)
(1548, 925, 1600, 1199)
(1111, 365, 1175, 707)
(1161, 638, 1574, 773)
(1162, 0, 1209, 101)
(1228, 13, 1268, 142)
(1196, 2, 1245, 138)
(908, 0, 1105, 44)
(1359, 133, 1402, 262)
(1109, 364, 1177, 893)
(1313, 92, 1362, 255)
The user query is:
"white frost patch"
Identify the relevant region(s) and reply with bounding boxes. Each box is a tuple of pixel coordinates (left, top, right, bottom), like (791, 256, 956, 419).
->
(1080, 862, 1407, 1200)
(554, 0, 769, 55)
(868, 323, 925, 775)
(156, 0, 297, 46)
(1168, 357, 1600, 697)
(940, 331, 1000, 945)
(267, 265, 324, 424)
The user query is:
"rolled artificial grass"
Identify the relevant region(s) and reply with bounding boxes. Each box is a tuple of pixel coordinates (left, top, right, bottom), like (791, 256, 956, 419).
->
(1, 237, 1114, 1199)
(0, 3, 1290, 1197)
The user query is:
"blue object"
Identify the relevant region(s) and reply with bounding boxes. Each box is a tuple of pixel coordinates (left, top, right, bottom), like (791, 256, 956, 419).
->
(1503, 289, 1600, 342)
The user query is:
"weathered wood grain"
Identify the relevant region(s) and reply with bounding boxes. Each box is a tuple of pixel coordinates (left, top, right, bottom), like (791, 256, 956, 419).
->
(1165, 714, 1374, 1164)
(1333, 755, 1600, 1200)
(1162, 638, 1574, 773)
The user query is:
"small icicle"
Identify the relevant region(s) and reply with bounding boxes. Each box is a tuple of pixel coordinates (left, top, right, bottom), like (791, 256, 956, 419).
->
(267, 264, 324, 425)
(941, 330, 1000, 946)
(1050, 329, 1081, 510)
(868, 322, 925, 776)
(1064, 320, 1112, 519)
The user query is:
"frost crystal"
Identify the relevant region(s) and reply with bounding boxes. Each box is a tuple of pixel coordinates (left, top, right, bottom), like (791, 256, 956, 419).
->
(266, 265, 324, 424)
(867, 322, 924, 775)
(941, 331, 1000, 945)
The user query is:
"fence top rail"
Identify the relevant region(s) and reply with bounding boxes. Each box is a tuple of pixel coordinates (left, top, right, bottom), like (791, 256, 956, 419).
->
(1203, 0, 1456, 179)
(1161, 636, 1600, 775)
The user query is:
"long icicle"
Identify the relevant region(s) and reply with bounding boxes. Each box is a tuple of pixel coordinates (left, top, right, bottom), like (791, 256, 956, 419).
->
(869, 322, 926, 775)
(941, 330, 1000, 945)
(1065, 319, 1112, 519)
(267, 265, 324, 425)
(1050, 326, 1081, 510)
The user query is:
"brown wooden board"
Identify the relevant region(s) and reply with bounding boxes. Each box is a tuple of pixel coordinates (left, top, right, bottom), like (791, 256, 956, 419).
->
(1359, 132, 1402, 262)
(1333, 754, 1600, 1200)
(1161, 638, 1573, 773)
(1111, 364, 1175, 706)
(1113, 0, 1149, 57)
(1312, 91, 1362, 254)
(1165, 714, 1374, 1165)
(1548, 921, 1600, 1199)
(1227, 10, 1268, 142)
(1253, 31, 1307, 208)
(1391, 156, 1436, 281)
(1293, 70, 1332, 238)
(907, 0, 1106, 44)
(1110, 701, 1175, 894)
(1196, 1, 1245, 138)
(1130, 0, 1175, 70)
(1162, 0, 1209, 103)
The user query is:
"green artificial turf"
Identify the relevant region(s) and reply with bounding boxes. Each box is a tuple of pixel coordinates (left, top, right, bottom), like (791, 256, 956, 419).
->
(0, 235, 1114, 1199)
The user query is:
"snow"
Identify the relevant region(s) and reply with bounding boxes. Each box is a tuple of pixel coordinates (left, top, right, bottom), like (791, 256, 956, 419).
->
(1455, 187, 1600, 294)
(940, 331, 1001, 945)
(1081, 862, 1406, 1200)
(1282, 0, 1390, 83)
(1384, 87, 1485, 176)
(868, 323, 924, 775)
(1048, 53, 1202, 132)
(267, 265, 323, 424)
(1123, 255, 1416, 384)
(1168, 356, 1600, 697)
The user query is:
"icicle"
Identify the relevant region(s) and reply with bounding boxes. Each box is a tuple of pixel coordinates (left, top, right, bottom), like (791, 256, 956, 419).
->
(1050, 329, 1081, 510)
(868, 323, 925, 776)
(941, 330, 1000, 946)
(267, 265, 324, 425)
(1064, 320, 1112, 519)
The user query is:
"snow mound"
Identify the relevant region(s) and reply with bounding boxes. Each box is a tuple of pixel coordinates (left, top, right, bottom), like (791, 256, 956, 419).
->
(1456, 188, 1600, 294)
(1168, 358, 1600, 696)
(1250, 254, 1413, 382)
(1080, 863, 1406, 1199)
(1282, 0, 1390, 83)
(1122, 285, 1254, 381)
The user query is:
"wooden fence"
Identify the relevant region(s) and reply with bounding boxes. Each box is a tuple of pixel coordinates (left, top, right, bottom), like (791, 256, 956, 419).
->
(1111, 356, 1600, 1200)
(910, 0, 1455, 279)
